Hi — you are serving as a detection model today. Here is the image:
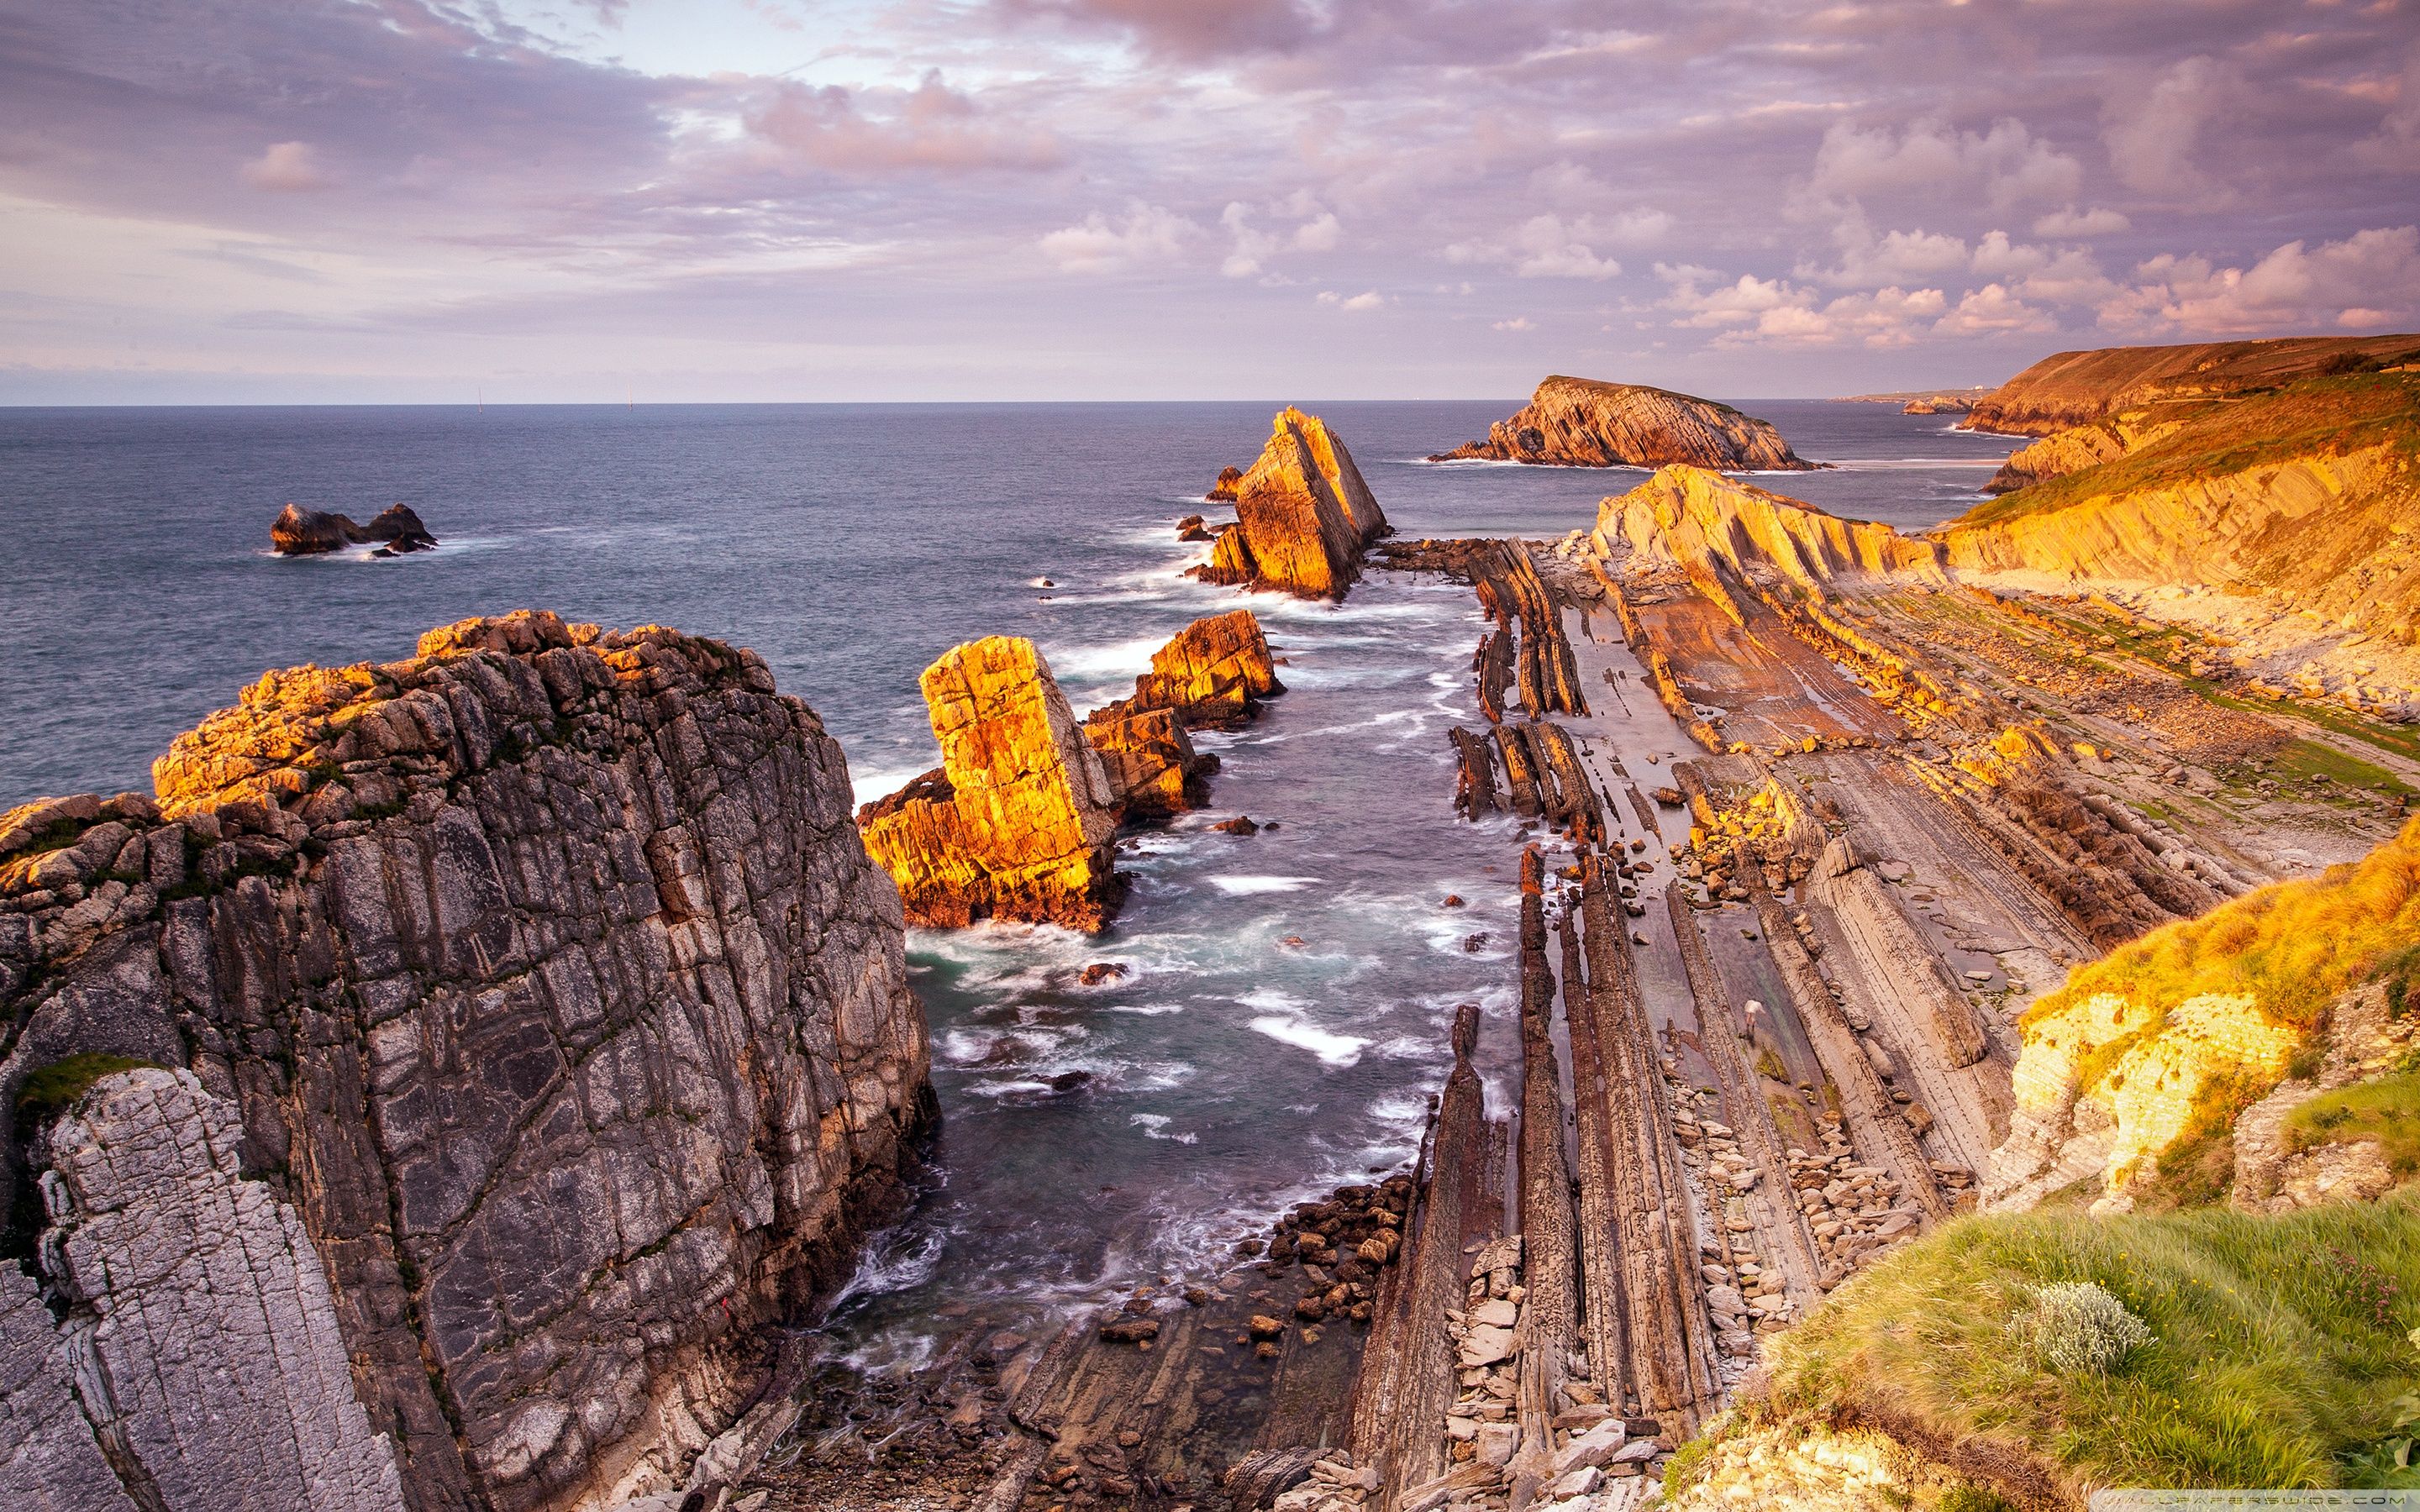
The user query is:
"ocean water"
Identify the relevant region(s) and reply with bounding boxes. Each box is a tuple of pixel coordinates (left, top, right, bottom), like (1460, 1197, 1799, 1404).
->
(0, 396, 2012, 1362)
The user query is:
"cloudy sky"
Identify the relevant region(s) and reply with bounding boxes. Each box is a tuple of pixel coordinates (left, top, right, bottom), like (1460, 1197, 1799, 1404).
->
(3, 0, 2416, 402)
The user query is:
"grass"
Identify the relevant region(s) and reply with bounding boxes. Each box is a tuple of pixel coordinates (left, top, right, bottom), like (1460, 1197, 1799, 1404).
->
(2021, 813, 2420, 1037)
(13, 1053, 158, 1123)
(1954, 371, 2420, 528)
(2287, 1068, 2420, 1178)
(1731, 1197, 2420, 1492)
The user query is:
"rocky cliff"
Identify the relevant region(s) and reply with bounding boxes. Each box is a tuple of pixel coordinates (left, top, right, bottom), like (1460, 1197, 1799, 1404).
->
(1984, 814, 2419, 1213)
(1940, 372, 2420, 638)
(857, 637, 1124, 931)
(1192, 408, 1390, 600)
(1962, 332, 2420, 436)
(1591, 465, 1945, 594)
(1433, 376, 1812, 470)
(0, 610, 934, 1512)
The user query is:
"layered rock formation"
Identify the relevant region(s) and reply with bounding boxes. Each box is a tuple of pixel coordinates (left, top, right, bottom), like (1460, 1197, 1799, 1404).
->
(1961, 332, 2420, 436)
(1192, 408, 1390, 600)
(1094, 607, 1283, 731)
(1940, 372, 2420, 638)
(1078, 609, 1282, 823)
(857, 637, 1123, 930)
(1432, 377, 1812, 471)
(0, 609, 934, 1511)
(1591, 465, 1946, 594)
(271, 502, 439, 556)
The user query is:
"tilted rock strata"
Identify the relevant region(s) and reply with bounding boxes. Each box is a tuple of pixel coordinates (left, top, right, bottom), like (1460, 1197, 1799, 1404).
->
(858, 636, 1123, 930)
(271, 502, 439, 556)
(1434, 377, 1812, 471)
(12, 1068, 409, 1511)
(0, 609, 934, 1512)
(1192, 408, 1391, 599)
(1081, 708, 1207, 825)
(1098, 607, 1284, 732)
(1962, 333, 2420, 436)
(1591, 465, 1947, 594)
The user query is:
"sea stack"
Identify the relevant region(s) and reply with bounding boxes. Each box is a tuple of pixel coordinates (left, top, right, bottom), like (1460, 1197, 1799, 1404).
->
(0, 609, 934, 1510)
(270, 501, 440, 555)
(1193, 407, 1391, 600)
(1081, 608, 1285, 822)
(1432, 375, 1812, 470)
(859, 636, 1125, 930)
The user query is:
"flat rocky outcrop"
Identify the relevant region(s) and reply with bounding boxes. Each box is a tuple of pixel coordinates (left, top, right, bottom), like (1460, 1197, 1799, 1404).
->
(271, 502, 439, 556)
(1433, 377, 1812, 471)
(1193, 408, 1390, 600)
(1961, 332, 2420, 436)
(857, 637, 1124, 931)
(0, 609, 934, 1512)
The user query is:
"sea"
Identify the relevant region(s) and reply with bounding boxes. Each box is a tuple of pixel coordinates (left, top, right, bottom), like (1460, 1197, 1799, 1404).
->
(0, 397, 2016, 1368)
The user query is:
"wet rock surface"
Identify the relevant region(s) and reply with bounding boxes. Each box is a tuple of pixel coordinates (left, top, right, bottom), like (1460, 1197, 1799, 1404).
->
(0, 608, 934, 1511)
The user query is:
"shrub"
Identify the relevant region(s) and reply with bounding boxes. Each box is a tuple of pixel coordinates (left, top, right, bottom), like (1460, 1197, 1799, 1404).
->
(2024, 1280, 2154, 1377)
(1938, 1487, 2019, 1512)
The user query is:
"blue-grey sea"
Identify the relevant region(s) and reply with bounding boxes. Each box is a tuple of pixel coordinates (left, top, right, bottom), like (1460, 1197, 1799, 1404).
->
(0, 396, 2013, 1363)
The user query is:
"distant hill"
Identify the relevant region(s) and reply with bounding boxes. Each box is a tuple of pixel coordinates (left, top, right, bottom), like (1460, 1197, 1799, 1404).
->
(1962, 333, 2420, 437)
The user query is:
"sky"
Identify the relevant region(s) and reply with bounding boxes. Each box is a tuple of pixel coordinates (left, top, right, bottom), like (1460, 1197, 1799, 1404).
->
(2, 0, 2417, 403)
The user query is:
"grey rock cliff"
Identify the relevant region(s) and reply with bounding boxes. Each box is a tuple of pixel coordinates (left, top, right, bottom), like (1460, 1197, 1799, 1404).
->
(0, 611, 934, 1511)
(8, 1068, 407, 1511)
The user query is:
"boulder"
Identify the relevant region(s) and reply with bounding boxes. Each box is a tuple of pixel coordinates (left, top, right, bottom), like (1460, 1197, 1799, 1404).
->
(1191, 408, 1390, 600)
(1431, 376, 1812, 470)
(1206, 465, 1244, 501)
(1083, 707, 1208, 823)
(859, 636, 1125, 931)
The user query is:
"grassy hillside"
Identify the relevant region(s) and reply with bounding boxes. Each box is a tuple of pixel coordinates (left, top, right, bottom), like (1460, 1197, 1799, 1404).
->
(2020, 811, 2420, 1038)
(1965, 333, 2420, 436)
(1954, 370, 2420, 528)
(1681, 1199, 2420, 1497)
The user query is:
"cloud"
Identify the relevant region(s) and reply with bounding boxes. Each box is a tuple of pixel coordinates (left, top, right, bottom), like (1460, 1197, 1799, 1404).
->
(2103, 56, 2233, 201)
(2032, 206, 2130, 237)
(1810, 225, 1971, 287)
(243, 142, 333, 192)
(2355, 43, 2420, 169)
(742, 72, 1062, 174)
(992, 0, 1319, 59)
(1933, 282, 2054, 336)
(1039, 202, 1197, 272)
(1220, 199, 1341, 277)
(1493, 316, 1535, 330)
(2102, 226, 2420, 333)
(1445, 213, 1626, 280)
(1808, 117, 2081, 212)
(1318, 289, 1385, 311)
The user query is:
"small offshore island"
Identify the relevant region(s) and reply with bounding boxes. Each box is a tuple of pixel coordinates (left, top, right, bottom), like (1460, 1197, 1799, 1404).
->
(6, 333, 2420, 1512)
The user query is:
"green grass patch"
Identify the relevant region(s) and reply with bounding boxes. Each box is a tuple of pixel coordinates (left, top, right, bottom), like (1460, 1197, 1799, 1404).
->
(2022, 814, 2420, 1036)
(1955, 372, 2420, 527)
(2287, 1069, 2420, 1178)
(2265, 738, 2416, 801)
(13, 1053, 159, 1123)
(1739, 1198, 2420, 1491)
